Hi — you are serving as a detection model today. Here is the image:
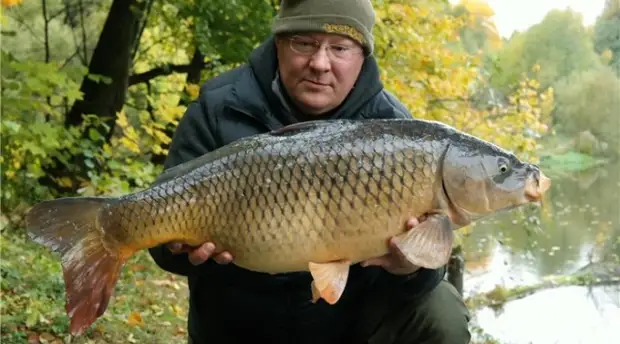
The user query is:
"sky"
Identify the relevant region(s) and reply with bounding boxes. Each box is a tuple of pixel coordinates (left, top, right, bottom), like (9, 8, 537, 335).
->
(454, 0, 607, 38)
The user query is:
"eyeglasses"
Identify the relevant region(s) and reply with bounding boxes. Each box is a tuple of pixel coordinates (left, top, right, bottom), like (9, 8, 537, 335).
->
(286, 35, 364, 61)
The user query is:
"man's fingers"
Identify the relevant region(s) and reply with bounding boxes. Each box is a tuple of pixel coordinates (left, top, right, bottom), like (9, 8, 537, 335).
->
(188, 242, 215, 265)
(407, 216, 420, 228)
(167, 241, 191, 254)
(360, 255, 390, 268)
(388, 237, 408, 261)
(213, 251, 233, 264)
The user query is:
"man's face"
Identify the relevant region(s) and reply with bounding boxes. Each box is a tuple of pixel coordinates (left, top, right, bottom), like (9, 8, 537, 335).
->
(275, 32, 366, 115)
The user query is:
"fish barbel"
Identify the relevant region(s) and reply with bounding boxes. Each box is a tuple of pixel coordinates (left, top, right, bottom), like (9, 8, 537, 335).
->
(26, 118, 551, 335)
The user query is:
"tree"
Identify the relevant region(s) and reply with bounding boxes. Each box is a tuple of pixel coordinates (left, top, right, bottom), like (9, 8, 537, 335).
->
(593, 0, 620, 76)
(451, 0, 503, 54)
(490, 8, 601, 93)
(552, 66, 620, 156)
(373, 0, 552, 158)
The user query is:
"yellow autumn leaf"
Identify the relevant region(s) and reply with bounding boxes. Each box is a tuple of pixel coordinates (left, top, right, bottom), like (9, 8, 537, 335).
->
(116, 111, 129, 129)
(153, 128, 172, 145)
(56, 177, 73, 188)
(1, 0, 23, 8)
(185, 83, 200, 100)
(172, 304, 184, 316)
(120, 137, 140, 154)
(127, 311, 143, 327)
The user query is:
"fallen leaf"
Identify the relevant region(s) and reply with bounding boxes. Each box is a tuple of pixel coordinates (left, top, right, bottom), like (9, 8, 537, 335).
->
(127, 311, 143, 327)
(27, 332, 39, 344)
(172, 304, 184, 316)
(130, 264, 147, 272)
(38, 332, 56, 343)
(151, 279, 173, 287)
(175, 326, 186, 336)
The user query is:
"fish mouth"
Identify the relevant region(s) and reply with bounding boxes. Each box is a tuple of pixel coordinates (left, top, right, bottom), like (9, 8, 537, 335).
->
(524, 168, 552, 202)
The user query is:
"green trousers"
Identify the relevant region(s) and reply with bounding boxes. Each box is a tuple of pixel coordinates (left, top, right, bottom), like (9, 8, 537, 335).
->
(350, 280, 471, 344)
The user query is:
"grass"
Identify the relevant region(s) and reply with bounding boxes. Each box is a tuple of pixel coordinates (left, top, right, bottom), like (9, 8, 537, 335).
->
(536, 133, 611, 176)
(0, 227, 189, 344)
(539, 151, 609, 173)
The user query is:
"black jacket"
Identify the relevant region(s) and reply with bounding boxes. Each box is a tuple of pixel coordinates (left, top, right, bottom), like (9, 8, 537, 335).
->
(148, 36, 446, 343)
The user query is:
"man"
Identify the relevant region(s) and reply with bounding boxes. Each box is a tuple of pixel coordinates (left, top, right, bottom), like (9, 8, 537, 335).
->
(149, 0, 471, 343)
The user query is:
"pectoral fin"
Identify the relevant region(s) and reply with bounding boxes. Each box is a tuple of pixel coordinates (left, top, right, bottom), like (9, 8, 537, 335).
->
(392, 213, 454, 269)
(308, 260, 350, 305)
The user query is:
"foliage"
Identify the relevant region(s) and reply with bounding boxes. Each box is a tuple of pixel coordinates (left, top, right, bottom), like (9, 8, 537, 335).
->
(552, 66, 620, 156)
(192, 0, 276, 63)
(373, 0, 552, 160)
(2, 0, 24, 8)
(1, 0, 109, 64)
(0, 228, 189, 344)
(0, 49, 163, 213)
(451, 0, 503, 54)
(593, 0, 620, 76)
(0, 51, 84, 210)
(489, 8, 601, 93)
(539, 151, 610, 174)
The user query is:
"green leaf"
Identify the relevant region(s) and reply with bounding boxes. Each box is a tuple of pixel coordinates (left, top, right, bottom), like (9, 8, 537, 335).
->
(88, 128, 102, 142)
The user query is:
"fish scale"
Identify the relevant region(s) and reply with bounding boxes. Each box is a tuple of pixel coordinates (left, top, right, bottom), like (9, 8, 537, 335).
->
(25, 118, 551, 336)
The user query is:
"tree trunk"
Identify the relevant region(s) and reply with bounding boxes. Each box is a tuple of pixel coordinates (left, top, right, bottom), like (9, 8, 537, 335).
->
(66, 0, 149, 135)
(41, 0, 151, 193)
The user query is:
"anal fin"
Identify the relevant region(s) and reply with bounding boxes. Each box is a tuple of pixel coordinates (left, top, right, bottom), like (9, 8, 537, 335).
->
(308, 260, 350, 305)
(392, 213, 454, 269)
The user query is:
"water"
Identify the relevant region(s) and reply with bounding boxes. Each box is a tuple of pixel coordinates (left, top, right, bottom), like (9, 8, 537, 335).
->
(460, 161, 620, 344)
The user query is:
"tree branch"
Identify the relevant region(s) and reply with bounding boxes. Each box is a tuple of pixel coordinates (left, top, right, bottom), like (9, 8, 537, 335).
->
(79, 0, 89, 64)
(465, 266, 620, 311)
(128, 60, 218, 86)
(42, 0, 50, 62)
(60, 48, 82, 69)
(8, 10, 43, 44)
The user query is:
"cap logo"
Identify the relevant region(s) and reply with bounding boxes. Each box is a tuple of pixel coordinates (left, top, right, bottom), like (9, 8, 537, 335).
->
(322, 23, 366, 45)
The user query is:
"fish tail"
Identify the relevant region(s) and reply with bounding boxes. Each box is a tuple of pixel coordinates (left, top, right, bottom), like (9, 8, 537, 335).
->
(25, 196, 130, 336)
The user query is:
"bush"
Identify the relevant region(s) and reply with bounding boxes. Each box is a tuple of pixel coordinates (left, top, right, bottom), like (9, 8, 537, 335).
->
(552, 65, 620, 157)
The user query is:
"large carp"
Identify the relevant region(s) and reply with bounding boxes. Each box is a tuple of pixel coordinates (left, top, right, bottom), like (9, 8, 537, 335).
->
(26, 118, 551, 335)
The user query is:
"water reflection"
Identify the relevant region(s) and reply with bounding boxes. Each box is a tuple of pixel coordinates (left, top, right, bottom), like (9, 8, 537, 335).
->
(475, 286, 620, 344)
(461, 161, 620, 343)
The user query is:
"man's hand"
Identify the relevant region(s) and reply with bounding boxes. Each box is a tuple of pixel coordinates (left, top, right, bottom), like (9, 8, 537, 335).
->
(360, 217, 421, 275)
(167, 242, 234, 266)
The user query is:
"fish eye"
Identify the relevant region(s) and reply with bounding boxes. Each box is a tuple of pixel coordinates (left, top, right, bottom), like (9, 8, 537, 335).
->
(496, 157, 511, 174)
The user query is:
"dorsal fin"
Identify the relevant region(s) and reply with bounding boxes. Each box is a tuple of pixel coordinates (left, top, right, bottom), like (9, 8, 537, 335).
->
(269, 120, 335, 137)
(153, 153, 216, 186)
